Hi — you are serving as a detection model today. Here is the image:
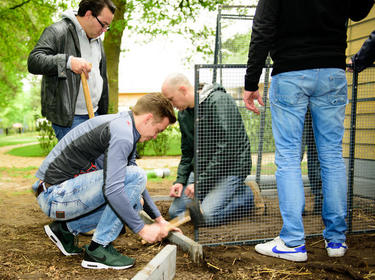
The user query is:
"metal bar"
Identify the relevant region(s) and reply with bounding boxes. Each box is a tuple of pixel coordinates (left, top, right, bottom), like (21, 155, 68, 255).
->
(197, 64, 247, 68)
(194, 65, 200, 242)
(221, 5, 257, 9)
(212, 6, 221, 84)
(221, 15, 253, 20)
(350, 97, 375, 102)
(347, 69, 359, 233)
(255, 58, 271, 184)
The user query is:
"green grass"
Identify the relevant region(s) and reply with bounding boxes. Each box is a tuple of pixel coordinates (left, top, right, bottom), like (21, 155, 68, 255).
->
(6, 143, 47, 157)
(0, 166, 38, 179)
(142, 137, 181, 156)
(0, 133, 39, 147)
(146, 166, 177, 182)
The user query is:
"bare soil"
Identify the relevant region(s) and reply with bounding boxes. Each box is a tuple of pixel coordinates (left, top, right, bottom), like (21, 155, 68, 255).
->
(0, 144, 374, 280)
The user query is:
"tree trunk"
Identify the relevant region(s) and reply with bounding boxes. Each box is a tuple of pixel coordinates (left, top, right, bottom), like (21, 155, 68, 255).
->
(103, 0, 126, 113)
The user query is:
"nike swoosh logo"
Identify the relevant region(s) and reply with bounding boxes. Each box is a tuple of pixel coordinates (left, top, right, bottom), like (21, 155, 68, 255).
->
(93, 255, 106, 262)
(272, 245, 306, 254)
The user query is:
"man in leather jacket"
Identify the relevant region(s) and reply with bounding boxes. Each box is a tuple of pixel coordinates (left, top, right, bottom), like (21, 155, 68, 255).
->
(28, 0, 115, 140)
(349, 29, 375, 72)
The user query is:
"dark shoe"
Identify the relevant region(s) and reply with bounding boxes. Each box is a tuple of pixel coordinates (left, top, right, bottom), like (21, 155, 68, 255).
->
(44, 221, 83, 256)
(81, 243, 135, 269)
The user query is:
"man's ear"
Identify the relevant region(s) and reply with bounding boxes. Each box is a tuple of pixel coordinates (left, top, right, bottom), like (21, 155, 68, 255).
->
(144, 113, 153, 124)
(179, 85, 187, 96)
(85, 10, 92, 18)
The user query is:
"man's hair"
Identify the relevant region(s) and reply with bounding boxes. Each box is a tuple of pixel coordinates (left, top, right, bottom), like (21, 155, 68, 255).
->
(133, 92, 176, 124)
(164, 73, 191, 90)
(78, 0, 116, 17)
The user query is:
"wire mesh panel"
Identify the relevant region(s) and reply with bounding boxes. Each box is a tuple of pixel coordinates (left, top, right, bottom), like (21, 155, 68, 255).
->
(193, 64, 375, 246)
(194, 64, 280, 246)
(345, 65, 375, 233)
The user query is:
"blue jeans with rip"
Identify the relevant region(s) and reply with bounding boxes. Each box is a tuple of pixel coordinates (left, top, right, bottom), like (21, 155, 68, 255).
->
(269, 68, 348, 247)
(32, 166, 146, 246)
(52, 113, 97, 141)
(169, 172, 254, 225)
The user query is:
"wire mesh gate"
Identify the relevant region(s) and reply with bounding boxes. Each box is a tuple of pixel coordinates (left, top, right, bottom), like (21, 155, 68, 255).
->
(193, 63, 375, 246)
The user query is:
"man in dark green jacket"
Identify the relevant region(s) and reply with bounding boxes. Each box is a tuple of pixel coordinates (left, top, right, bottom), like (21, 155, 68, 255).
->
(162, 73, 254, 226)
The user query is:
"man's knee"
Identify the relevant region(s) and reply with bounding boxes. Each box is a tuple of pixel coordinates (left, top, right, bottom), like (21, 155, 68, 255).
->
(128, 166, 147, 185)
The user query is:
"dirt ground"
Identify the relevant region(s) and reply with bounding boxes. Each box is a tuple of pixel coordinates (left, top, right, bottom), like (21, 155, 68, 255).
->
(0, 144, 375, 280)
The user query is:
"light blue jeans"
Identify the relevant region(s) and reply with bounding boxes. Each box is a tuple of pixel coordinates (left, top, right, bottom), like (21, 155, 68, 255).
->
(169, 172, 254, 225)
(52, 113, 98, 141)
(32, 166, 146, 245)
(269, 68, 348, 247)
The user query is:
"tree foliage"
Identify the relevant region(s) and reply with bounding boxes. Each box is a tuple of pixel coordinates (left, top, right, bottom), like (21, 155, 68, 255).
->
(104, 0, 231, 113)
(1, 0, 234, 118)
(221, 32, 252, 64)
(0, 0, 67, 111)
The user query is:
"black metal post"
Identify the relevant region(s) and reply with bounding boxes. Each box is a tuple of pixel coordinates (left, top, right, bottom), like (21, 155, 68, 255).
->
(255, 58, 271, 184)
(347, 69, 358, 233)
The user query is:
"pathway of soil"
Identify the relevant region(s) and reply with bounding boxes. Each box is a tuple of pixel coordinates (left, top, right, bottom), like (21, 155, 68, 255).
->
(0, 144, 374, 279)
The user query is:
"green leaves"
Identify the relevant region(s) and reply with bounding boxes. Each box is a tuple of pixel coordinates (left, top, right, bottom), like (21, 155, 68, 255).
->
(0, 0, 62, 110)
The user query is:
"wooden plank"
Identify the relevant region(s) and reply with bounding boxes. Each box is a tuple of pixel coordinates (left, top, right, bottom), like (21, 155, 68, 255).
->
(343, 144, 375, 160)
(344, 115, 375, 129)
(343, 130, 375, 144)
(345, 101, 375, 115)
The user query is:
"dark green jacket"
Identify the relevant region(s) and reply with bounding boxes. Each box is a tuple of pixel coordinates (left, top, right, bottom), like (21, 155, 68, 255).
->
(175, 84, 252, 193)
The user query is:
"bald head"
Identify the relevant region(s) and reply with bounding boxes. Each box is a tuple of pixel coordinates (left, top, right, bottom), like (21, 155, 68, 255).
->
(161, 73, 194, 111)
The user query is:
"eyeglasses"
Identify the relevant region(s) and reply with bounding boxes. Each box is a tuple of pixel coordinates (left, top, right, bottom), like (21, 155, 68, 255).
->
(94, 15, 110, 31)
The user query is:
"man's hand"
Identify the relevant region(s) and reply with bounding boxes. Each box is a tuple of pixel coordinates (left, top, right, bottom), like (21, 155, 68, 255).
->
(70, 57, 92, 79)
(347, 58, 354, 73)
(184, 184, 194, 199)
(243, 89, 265, 115)
(169, 183, 183, 197)
(155, 216, 182, 234)
(138, 223, 167, 243)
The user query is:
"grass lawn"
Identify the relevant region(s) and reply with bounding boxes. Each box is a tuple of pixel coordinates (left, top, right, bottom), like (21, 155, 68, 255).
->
(0, 133, 39, 147)
(6, 143, 48, 157)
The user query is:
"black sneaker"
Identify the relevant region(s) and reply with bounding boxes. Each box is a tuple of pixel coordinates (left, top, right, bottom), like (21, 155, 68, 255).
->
(44, 221, 83, 256)
(81, 243, 135, 270)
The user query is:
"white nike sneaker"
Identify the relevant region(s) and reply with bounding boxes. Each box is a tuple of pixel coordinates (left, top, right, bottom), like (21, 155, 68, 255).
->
(325, 240, 348, 257)
(255, 236, 307, 262)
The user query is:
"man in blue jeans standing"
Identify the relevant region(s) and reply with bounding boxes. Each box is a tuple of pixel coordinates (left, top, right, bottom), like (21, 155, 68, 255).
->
(162, 73, 254, 226)
(244, 0, 374, 261)
(32, 93, 178, 269)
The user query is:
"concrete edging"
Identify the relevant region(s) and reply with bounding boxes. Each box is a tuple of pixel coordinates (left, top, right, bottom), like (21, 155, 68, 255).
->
(139, 210, 203, 264)
(131, 244, 177, 280)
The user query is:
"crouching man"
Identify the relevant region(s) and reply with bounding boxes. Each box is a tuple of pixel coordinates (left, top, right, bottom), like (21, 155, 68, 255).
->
(32, 93, 178, 269)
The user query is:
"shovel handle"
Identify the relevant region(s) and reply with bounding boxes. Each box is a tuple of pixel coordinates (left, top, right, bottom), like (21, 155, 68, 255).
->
(80, 72, 95, 119)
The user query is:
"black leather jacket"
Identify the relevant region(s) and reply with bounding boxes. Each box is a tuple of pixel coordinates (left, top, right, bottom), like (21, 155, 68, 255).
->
(28, 18, 108, 127)
(352, 29, 375, 72)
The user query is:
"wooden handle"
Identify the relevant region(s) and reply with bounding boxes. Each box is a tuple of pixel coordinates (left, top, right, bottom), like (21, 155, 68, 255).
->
(80, 72, 95, 119)
(141, 212, 191, 244)
(245, 181, 265, 215)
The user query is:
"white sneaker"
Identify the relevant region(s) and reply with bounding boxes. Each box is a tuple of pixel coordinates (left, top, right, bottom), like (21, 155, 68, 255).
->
(325, 240, 348, 257)
(255, 236, 307, 262)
